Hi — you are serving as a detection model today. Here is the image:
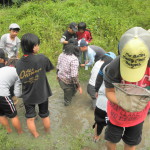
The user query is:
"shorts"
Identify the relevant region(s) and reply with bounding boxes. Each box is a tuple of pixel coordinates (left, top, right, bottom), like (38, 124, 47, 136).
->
(0, 96, 17, 118)
(93, 106, 107, 135)
(24, 100, 49, 118)
(105, 121, 144, 146)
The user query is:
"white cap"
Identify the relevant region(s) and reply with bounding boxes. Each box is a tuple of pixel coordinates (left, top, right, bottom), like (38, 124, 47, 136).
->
(9, 23, 20, 30)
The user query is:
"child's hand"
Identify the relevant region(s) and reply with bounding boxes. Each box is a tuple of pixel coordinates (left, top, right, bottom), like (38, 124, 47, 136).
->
(80, 64, 85, 67)
(78, 86, 83, 94)
(95, 92, 98, 98)
(85, 61, 88, 64)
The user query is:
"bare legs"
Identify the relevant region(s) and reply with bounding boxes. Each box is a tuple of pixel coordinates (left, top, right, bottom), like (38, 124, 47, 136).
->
(26, 116, 50, 138)
(106, 141, 116, 150)
(93, 124, 100, 142)
(0, 116, 23, 134)
(42, 117, 50, 133)
(106, 141, 136, 150)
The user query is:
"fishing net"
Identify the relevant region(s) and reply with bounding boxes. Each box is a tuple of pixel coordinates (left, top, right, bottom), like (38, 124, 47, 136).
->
(113, 83, 150, 112)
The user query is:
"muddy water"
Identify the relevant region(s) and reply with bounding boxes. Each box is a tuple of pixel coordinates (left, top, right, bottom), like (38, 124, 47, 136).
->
(15, 82, 150, 150)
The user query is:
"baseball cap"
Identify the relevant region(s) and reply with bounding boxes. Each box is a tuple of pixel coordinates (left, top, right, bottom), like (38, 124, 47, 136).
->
(78, 39, 88, 47)
(9, 23, 20, 30)
(69, 22, 78, 32)
(105, 52, 116, 59)
(119, 27, 150, 82)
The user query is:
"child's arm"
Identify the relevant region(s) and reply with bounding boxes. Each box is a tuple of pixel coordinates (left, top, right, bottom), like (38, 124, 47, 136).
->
(44, 56, 54, 72)
(60, 37, 68, 44)
(60, 31, 68, 44)
(86, 29, 93, 43)
(70, 59, 82, 94)
(105, 88, 118, 105)
(14, 77, 22, 97)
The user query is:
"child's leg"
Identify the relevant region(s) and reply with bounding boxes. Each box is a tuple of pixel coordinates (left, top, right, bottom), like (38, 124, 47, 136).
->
(0, 116, 12, 133)
(106, 141, 117, 150)
(41, 117, 50, 133)
(59, 79, 75, 106)
(26, 118, 39, 138)
(24, 104, 39, 138)
(11, 116, 23, 134)
(87, 84, 96, 109)
(124, 144, 136, 150)
(64, 88, 74, 106)
(93, 107, 107, 141)
(38, 100, 50, 133)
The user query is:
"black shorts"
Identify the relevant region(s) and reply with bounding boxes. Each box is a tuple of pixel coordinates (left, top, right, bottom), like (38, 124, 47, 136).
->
(105, 121, 144, 146)
(93, 107, 107, 135)
(24, 100, 49, 118)
(0, 96, 17, 118)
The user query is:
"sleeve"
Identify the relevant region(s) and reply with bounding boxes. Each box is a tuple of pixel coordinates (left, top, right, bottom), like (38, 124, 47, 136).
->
(14, 76, 22, 97)
(104, 56, 121, 88)
(95, 61, 110, 92)
(60, 32, 66, 43)
(95, 73, 103, 92)
(85, 51, 95, 66)
(87, 30, 93, 43)
(16, 38, 21, 52)
(70, 59, 79, 85)
(44, 56, 54, 72)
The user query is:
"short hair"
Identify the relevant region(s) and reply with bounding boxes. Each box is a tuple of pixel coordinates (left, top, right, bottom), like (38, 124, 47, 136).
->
(6, 56, 18, 67)
(9, 28, 20, 32)
(78, 22, 86, 30)
(21, 33, 40, 54)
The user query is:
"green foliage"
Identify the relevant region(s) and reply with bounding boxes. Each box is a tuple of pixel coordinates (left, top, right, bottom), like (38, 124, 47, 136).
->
(0, 125, 16, 150)
(0, 0, 149, 65)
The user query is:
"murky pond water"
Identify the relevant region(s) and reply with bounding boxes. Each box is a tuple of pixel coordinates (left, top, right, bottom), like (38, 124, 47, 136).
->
(10, 75, 150, 150)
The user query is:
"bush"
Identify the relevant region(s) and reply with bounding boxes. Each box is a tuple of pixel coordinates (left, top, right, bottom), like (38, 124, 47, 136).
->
(0, 0, 149, 64)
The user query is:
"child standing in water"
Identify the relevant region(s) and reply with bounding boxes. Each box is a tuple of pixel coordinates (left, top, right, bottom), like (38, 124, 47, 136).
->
(57, 38, 82, 106)
(0, 57, 23, 134)
(16, 33, 54, 138)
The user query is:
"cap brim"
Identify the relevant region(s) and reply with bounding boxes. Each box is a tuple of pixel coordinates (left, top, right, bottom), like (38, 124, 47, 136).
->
(120, 59, 147, 82)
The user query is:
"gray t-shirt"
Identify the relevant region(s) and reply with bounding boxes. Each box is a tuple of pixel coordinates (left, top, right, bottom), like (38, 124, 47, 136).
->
(0, 33, 20, 58)
(89, 45, 106, 62)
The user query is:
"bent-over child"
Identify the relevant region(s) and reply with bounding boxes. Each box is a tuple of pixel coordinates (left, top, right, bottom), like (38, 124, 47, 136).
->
(0, 57, 23, 134)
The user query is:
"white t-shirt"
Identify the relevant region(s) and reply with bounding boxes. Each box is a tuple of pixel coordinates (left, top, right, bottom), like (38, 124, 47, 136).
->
(96, 81, 108, 111)
(0, 33, 20, 58)
(88, 60, 104, 86)
(0, 66, 21, 97)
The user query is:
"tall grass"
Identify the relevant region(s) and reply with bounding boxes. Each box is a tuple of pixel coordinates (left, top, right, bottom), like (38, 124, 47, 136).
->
(0, 0, 149, 64)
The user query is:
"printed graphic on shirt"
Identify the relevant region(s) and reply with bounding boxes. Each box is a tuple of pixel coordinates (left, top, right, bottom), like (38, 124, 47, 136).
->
(107, 67, 150, 127)
(19, 68, 42, 84)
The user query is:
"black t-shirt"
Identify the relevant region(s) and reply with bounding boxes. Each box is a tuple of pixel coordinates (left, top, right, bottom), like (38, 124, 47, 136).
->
(16, 54, 54, 104)
(62, 30, 77, 50)
(104, 56, 121, 88)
